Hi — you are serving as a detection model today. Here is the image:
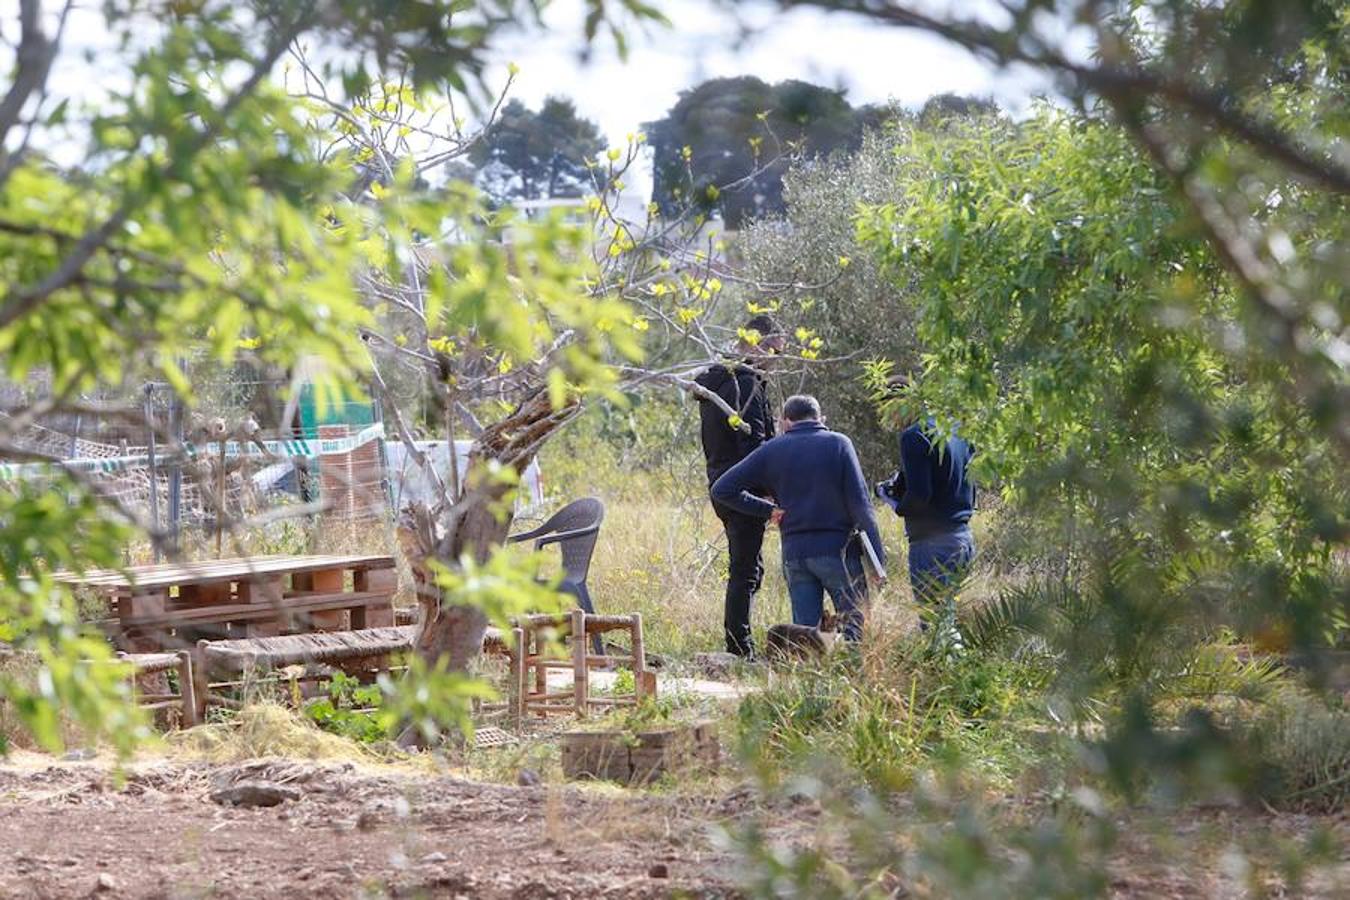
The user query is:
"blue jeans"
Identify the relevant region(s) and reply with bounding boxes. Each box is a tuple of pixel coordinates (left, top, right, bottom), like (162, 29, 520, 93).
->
(783, 545, 866, 641)
(908, 527, 975, 633)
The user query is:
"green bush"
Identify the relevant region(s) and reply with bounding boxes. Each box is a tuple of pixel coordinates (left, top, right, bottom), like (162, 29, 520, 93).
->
(1240, 693, 1350, 814)
(736, 641, 1056, 792)
(303, 672, 386, 744)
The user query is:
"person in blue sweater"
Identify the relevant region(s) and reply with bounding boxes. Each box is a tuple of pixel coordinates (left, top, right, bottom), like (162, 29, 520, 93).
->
(877, 384, 976, 639)
(711, 395, 885, 641)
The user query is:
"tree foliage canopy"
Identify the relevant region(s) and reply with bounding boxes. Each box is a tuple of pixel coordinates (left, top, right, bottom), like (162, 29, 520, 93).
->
(468, 97, 606, 203)
(645, 75, 892, 228)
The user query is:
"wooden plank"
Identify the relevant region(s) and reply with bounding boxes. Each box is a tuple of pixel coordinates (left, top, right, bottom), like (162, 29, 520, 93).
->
(176, 581, 232, 609)
(307, 568, 348, 631)
(120, 591, 392, 628)
(352, 603, 394, 629)
(176, 650, 198, 727)
(632, 613, 648, 700)
(118, 590, 168, 619)
(511, 626, 526, 728)
(239, 575, 284, 638)
(572, 609, 588, 718)
(55, 554, 396, 590)
(354, 567, 397, 593)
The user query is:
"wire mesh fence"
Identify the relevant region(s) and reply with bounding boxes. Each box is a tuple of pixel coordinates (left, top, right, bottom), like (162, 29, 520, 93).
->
(1, 384, 545, 546)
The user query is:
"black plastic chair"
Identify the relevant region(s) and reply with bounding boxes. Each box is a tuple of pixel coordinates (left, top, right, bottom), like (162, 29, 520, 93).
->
(508, 497, 606, 655)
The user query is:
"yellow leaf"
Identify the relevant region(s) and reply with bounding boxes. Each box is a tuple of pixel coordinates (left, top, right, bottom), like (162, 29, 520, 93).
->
(547, 368, 568, 410)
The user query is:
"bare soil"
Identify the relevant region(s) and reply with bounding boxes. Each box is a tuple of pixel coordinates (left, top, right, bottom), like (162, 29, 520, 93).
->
(0, 756, 752, 899)
(1, 755, 1345, 899)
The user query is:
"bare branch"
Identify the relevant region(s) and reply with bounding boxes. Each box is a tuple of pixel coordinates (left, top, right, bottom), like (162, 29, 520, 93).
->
(787, 0, 1350, 194)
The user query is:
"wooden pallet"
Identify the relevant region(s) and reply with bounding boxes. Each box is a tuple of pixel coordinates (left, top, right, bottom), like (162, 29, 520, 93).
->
(58, 554, 397, 652)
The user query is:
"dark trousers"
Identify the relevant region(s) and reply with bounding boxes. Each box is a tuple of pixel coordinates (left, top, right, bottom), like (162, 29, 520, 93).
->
(713, 499, 766, 656)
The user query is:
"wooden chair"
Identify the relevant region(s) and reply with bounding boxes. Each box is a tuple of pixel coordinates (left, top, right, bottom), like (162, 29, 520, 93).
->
(505, 609, 653, 726)
(116, 651, 197, 727)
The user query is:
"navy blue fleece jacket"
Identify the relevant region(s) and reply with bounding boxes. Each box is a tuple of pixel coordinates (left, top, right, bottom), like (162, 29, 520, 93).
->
(711, 421, 885, 564)
(894, 421, 975, 540)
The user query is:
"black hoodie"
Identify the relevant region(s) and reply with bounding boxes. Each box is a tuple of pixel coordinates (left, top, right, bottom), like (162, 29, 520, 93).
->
(694, 362, 775, 486)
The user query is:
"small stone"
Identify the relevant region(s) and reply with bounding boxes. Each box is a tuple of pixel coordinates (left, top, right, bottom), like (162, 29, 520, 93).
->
(694, 651, 740, 678)
(209, 781, 301, 808)
(420, 852, 448, 864)
(515, 768, 541, 787)
(356, 809, 381, 831)
(94, 873, 117, 892)
(648, 863, 669, 879)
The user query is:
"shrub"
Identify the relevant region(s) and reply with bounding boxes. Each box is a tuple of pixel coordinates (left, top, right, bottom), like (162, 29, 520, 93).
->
(303, 672, 387, 744)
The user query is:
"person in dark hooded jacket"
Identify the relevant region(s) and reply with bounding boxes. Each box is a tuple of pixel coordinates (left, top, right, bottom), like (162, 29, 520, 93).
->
(695, 315, 785, 657)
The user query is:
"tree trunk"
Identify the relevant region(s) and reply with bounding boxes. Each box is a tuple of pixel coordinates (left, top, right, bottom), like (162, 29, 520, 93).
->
(396, 389, 576, 748)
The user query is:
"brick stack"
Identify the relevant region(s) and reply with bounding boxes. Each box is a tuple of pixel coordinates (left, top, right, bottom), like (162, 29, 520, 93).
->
(317, 424, 386, 520)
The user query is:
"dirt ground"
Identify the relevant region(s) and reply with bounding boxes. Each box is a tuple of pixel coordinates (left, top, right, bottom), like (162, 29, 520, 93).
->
(1, 754, 1346, 899)
(0, 755, 753, 899)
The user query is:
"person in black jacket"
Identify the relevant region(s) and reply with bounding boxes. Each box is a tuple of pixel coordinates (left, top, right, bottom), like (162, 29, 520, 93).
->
(695, 315, 785, 657)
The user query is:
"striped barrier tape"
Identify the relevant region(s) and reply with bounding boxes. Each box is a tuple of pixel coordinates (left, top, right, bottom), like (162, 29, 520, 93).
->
(0, 423, 386, 482)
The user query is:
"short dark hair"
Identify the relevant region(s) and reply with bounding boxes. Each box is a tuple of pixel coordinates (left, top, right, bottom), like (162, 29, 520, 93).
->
(744, 314, 781, 337)
(884, 372, 911, 396)
(782, 394, 822, 422)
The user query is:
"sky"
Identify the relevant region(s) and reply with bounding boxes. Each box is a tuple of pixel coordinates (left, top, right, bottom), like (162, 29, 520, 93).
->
(15, 0, 1059, 194)
(491, 0, 1055, 145)
(486, 0, 1056, 195)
